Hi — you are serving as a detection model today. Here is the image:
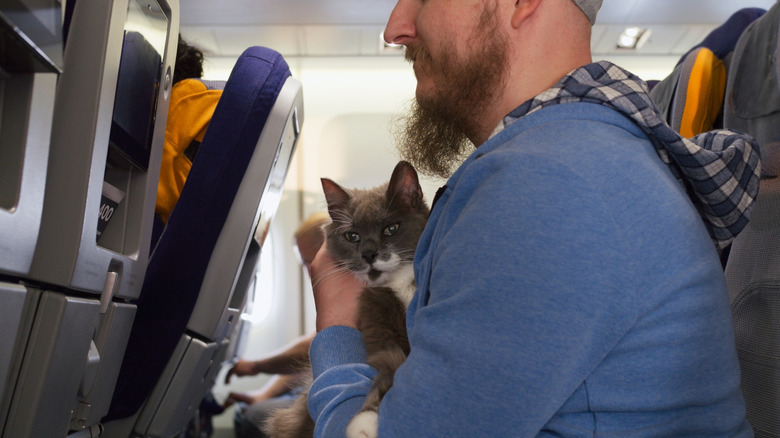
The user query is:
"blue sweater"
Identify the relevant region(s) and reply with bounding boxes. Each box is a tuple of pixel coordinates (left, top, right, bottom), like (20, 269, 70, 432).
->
(308, 103, 752, 437)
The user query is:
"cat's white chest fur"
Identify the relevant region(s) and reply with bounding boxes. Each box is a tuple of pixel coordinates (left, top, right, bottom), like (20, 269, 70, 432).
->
(369, 254, 416, 308)
(386, 263, 416, 308)
(347, 410, 379, 438)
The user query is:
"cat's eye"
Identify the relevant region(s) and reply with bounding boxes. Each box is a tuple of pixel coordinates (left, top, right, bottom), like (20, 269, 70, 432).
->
(383, 224, 399, 236)
(344, 231, 360, 243)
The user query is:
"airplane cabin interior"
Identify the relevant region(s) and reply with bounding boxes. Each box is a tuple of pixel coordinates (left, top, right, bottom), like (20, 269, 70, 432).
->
(1, 0, 779, 437)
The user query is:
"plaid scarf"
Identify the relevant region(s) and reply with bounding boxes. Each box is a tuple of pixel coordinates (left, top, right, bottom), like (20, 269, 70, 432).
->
(503, 61, 761, 251)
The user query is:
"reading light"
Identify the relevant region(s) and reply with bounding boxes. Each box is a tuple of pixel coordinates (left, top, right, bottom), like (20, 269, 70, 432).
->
(616, 27, 651, 50)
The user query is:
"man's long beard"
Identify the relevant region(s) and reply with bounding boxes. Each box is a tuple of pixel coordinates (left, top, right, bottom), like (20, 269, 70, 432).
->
(394, 6, 508, 179)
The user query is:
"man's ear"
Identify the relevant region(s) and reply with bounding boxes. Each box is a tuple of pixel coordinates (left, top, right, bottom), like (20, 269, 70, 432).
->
(512, 0, 543, 28)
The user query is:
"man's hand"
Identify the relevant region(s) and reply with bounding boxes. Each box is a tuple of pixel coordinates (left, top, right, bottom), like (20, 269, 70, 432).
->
(222, 391, 268, 409)
(224, 359, 258, 384)
(308, 241, 364, 331)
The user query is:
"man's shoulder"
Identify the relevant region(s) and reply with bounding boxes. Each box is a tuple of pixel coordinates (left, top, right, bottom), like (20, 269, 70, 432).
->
(481, 103, 655, 173)
(504, 102, 647, 144)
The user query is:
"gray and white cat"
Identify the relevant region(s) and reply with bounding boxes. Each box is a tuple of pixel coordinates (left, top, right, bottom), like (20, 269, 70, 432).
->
(263, 160, 429, 438)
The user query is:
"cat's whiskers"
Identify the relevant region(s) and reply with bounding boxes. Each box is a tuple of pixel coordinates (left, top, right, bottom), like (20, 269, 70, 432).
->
(329, 215, 351, 227)
(382, 201, 396, 219)
(333, 224, 353, 234)
(311, 263, 359, 289)
(327, 211, 354, 231)
(392, 248, 417, 262)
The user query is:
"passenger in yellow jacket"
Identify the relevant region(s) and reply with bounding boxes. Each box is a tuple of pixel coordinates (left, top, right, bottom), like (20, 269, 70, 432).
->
(156, 77, 222, 223)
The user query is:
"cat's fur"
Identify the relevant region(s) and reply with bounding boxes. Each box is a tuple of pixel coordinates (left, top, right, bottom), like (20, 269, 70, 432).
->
(263, 161, 429, 438)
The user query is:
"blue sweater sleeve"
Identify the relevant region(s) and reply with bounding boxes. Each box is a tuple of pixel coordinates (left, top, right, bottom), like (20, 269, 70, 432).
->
(308, 326, 375, 437)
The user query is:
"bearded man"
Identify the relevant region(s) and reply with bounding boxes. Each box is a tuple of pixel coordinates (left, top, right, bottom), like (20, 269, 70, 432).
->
(306, 0, 758, 436)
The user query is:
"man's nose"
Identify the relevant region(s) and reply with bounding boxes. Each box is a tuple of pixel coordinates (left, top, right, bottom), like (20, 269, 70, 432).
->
(384, 0, 418, 46)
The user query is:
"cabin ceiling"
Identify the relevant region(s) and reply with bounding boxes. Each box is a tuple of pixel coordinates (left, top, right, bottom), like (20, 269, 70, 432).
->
(179, 0, 778, 58)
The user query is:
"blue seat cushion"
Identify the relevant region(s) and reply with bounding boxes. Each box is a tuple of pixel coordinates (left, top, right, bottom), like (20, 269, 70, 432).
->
(105, 46, 291, 421)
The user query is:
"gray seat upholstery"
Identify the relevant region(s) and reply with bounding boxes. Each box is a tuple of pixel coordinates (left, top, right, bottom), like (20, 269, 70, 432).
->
(723, 2, 780, 436)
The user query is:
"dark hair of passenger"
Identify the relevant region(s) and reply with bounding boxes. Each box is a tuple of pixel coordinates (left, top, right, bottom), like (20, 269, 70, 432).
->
(173, 35, 204, 84)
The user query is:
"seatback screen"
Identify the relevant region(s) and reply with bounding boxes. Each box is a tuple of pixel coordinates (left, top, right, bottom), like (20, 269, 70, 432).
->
(0, 0, 63, 70)
(108, 0, 169, 171)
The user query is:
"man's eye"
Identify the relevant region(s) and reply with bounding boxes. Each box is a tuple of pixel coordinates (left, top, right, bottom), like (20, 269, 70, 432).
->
(383, 224, 399, 236)
(344, 232, 360, 243)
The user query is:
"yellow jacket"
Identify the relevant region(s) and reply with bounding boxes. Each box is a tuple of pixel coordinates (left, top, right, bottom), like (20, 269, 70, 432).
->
(156, 79, 222, 223)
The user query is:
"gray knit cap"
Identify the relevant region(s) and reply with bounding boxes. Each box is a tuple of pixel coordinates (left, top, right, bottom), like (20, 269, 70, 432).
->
(572, 0, 602, 25)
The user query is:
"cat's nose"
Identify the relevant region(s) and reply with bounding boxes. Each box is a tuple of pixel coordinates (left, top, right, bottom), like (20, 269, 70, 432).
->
(362, 250, 378, 264)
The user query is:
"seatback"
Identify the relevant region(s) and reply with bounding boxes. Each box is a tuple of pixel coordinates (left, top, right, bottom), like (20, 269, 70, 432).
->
(1, 1, 179, 437)
(648, 7, 765, 267)
(649, 7, 765, 135)
(722, 3, 780, 437)
(0, 16, 60, 431)
(103, 46, 303, 438)
(668, 46, 727, 138)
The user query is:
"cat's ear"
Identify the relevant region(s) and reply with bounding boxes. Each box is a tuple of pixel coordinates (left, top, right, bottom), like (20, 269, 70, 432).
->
(387, 161, 423, 210)
(321, 178, 351, 219)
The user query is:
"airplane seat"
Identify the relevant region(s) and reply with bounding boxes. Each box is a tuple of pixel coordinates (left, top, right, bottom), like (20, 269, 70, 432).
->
(648, 7, 765, 267)
(0, 0, 61, 332)
(102, 46, 303, 438)
(3, 1, 181, 436)
(668, 46, 727, 137)
(649, 7, 766, 135)
(0, 4, 62, 435)
(154, 77, 225, 230)
(722, 2, 780, 437)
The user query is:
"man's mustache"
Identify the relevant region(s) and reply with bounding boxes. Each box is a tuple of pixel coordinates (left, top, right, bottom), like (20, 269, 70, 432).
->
(404, 43, 432, 64)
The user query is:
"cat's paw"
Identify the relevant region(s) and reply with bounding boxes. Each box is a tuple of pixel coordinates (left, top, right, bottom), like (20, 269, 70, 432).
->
(346, 410, 378, 438)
